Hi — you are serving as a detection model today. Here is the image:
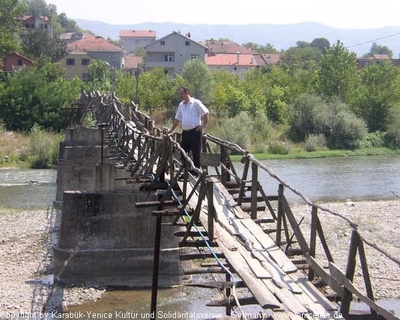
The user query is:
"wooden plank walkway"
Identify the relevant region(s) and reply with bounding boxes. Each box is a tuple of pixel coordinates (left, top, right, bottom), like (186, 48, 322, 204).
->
(177, 177, 340, 319)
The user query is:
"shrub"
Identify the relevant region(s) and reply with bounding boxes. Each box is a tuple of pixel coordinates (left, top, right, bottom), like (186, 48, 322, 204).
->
(268, 141, 290, 155)
(385, 107, 400, 148)
(304, 134, 327, 152)
(29, 125, 64, 168)
(216, 112, 252, 152)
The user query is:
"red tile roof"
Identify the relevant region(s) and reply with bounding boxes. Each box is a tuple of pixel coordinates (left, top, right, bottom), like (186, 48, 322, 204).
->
(205, 53, 262, 66)
(262, 53, 281, 65)
(203, 41, 254, 54)
(22, 15, 51, 22)
(124, 54, 144, 69)
(67, 36, 122, 52)
(119, 30, 156, 38)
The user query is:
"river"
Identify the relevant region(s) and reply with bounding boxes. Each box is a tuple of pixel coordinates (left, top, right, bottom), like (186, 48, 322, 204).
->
(1, 154, 399, 318)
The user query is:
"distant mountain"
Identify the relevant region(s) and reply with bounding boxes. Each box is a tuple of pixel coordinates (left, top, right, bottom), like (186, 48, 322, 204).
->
(75, 19, 400, 57)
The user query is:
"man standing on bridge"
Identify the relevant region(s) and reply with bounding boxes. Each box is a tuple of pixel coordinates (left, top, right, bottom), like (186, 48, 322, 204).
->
(169, 86, 209, 173)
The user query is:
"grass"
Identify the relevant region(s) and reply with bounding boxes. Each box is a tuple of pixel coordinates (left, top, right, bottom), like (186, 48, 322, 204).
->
(0, 130, 30, 167)
(0, 127, 63, 168)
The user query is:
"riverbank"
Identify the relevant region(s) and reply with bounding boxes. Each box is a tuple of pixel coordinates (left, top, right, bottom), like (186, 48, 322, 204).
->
(0, 200, 398, 315)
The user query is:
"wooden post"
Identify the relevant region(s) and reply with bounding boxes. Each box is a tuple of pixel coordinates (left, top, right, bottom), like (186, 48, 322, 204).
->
(340, 230, 360, 317)
(308, 206, 318, 281)
(226, 272, 231, 316)
(221, 146, 228, 185)
(150, 195, 163, 320)
(251, 162, 258, 220)
(276, 184, 284, 246)
(238, 158, 250, 206)
(207, 179, 215, 241)
(358, 240, 378, 320)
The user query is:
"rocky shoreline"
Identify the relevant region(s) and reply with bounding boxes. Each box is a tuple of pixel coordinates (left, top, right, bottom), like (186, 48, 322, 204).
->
(0, 199, 399, 316)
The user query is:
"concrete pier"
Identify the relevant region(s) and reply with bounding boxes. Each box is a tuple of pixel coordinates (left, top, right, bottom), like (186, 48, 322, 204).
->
(53, 127, 181, 287)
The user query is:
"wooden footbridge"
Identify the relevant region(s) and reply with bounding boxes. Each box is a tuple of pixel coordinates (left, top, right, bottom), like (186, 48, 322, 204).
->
(74, 92, 399, 320)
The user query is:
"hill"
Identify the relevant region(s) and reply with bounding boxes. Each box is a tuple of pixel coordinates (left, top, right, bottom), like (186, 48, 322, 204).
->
(75, 19, 400, 57)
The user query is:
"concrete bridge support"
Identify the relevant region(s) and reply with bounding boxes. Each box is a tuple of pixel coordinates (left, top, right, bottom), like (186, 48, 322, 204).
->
(53, 127, 181, 287)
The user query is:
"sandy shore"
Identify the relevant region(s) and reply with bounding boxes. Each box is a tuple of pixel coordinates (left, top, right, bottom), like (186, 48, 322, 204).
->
(0, 199, 398, 315)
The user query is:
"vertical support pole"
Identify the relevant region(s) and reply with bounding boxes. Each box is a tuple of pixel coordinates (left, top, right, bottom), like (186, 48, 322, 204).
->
(207, 178, 214, 241)
(238, 157, 250, 206)
(221, 146, 227, 185)
(150, 196, 163, 320)
(358, 240, 378, 320)
(276, 184, 284, 246)
(340, 230, 360, 317)
(308, 206, 318, 281)
(226, 273, 231, 316)
(100, 125, 104, 165)
(150, 215, 161, 320)
(251, 162, 258, 220)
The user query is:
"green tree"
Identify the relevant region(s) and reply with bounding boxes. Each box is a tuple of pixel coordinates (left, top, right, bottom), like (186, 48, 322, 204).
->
(242, 42, 279, 53)
(310, 37, 330, 53)
(280, 46, 323, 70)
(0, 58, 82, 130)
(22, 27, 67, 61)
(363, 42, 393, 58)
(86, 59, 112, 92)
(318, 41, 359, 106)
(356, 60, 400, 131)
(22, 0, 50, 16)
(181, 59, 213, 103)
(0, 0, 27, 61)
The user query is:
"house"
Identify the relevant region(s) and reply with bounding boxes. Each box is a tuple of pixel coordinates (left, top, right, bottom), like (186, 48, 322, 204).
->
(205, 53, 266, 77)
(262, 53, 281, 65)
(67, 36, 123, 69)
(123, 54, 144, 75)
(58, 50, 92, 81)
(20, 15, 53, 39)
(145, 31, 207, 75)
(119, 30, 156, 53)
(357, 54, 400, 69)
(2, 52, 33, 72)
(60, 32, 92, 44)
(203, 40, 255, 55)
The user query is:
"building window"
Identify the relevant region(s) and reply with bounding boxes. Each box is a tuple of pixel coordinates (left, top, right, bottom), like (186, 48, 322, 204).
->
(164, 69, 168, 75)
(66, 58, 75, 65)
(161, 40, 165, 45)
(165, 54, 174, 62)
(234, 67, 237, 71)
(82, 58, 90, 65)
(190, 54, 199, 60)
(25, 24, 29, 28)
(17, 59, 23, 66)
(185, 41, 190, 46)
(82, 73, 90, 82)
(44, 24, 48, 29)
(31, 24, 35, 29)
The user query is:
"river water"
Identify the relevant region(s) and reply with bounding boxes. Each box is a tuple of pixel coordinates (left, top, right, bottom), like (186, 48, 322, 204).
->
(1, 154, 399, 318)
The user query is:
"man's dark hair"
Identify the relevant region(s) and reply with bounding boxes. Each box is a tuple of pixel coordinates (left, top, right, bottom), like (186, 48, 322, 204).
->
(179, 86, 190, 94)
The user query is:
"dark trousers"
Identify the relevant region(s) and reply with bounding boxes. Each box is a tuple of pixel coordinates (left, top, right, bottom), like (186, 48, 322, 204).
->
(181, 129, 202, 169)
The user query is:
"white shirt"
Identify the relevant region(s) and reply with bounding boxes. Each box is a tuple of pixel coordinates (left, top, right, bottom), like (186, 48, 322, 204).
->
(175, 98, 209, 130)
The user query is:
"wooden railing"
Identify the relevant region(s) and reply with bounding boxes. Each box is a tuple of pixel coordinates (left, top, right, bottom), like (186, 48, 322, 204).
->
(76, 91, 399, 320)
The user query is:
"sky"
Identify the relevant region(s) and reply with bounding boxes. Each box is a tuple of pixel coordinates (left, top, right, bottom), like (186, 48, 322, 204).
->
(48, 0, 400, 29)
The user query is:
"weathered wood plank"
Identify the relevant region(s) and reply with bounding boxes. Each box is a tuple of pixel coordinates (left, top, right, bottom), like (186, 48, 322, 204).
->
(329, 263, 398, 320)
(241, 218, 298, 274)
(305, 254, 345, 298)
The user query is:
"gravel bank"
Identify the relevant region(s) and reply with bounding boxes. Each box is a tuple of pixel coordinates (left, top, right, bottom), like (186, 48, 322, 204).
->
(0, 200, 398, 316)
(292, 199, 400, 300)
(0, 207, 105, 318)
